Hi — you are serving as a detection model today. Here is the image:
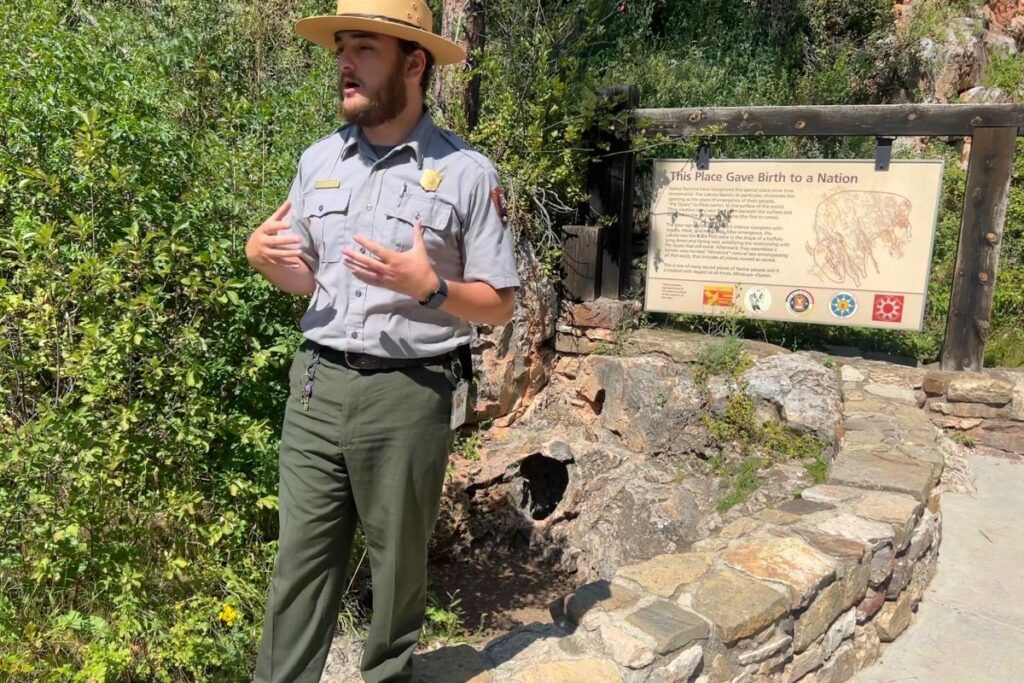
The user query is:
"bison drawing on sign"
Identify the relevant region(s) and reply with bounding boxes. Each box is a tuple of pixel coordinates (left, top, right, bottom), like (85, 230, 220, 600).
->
(805, 191, 913, 288)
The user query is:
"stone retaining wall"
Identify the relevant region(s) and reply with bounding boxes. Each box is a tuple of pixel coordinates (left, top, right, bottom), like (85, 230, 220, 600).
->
(475, 365, 947, 683)
(922, 369, 1024, 456)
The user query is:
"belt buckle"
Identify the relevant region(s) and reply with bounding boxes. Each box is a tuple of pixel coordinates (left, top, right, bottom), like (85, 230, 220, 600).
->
(344, 350, 362, 369)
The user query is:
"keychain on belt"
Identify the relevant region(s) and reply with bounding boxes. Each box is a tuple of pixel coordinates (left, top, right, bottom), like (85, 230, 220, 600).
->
(300, 348, 320, 411)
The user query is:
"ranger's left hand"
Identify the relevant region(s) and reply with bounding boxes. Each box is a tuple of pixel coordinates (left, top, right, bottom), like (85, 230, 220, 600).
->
(342, 220, 440, 302)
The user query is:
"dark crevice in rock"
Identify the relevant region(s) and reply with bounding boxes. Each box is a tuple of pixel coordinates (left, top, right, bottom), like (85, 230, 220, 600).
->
(577, 387, 607, 417)
(519, 453, 570, 520)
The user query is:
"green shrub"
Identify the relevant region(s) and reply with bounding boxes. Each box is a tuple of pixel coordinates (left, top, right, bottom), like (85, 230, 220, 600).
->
(692, 337, 753, 389)
(0, 0, 338, 679)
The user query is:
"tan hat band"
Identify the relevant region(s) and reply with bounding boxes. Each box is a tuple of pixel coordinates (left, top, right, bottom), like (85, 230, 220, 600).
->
(341, 13, 423, 31)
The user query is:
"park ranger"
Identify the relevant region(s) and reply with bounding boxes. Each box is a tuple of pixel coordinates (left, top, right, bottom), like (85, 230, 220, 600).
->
(244, 1, 520, 681)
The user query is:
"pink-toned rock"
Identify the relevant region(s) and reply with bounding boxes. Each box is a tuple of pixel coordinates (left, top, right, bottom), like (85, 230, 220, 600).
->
(964, 421, 1024, 454)
(471, 253, 556, 425)
(886, 559, 915, 599)
(565, 298, 641, 330)
(930, 416, 984, 430)
(857, 588, 887, 623)
(929, 402, 1008, 419)
(789, 527, 866, 561)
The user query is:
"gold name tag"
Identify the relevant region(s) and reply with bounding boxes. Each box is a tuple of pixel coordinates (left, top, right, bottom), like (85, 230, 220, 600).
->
(314, 179, 341, 189)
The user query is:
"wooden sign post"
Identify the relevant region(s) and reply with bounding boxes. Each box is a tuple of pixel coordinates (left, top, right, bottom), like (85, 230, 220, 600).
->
(940, 127, 1017, 371)
(577, 98, 1023, 370)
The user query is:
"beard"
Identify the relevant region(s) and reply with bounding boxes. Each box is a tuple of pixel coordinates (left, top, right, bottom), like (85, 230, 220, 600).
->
(339, 59, 408, 127)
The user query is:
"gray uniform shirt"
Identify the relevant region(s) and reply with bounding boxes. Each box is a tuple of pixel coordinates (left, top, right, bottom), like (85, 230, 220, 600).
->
(285, 111, 521, 358)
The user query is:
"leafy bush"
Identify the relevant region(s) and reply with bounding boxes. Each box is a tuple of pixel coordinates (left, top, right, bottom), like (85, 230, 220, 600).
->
(0, 0, 341, 679)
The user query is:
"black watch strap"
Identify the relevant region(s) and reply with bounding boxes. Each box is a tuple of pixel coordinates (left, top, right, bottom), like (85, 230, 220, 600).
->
(420, 276, 448, 308)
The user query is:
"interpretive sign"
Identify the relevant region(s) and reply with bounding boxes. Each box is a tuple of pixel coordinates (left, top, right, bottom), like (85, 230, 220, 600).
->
(645, 159, 945, 330)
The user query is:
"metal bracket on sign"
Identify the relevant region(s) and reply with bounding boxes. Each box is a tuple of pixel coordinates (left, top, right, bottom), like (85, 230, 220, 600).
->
(874, 136, 895, 171)
(696, 140, 712, 171)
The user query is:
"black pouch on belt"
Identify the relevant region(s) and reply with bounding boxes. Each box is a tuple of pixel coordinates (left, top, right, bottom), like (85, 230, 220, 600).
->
(456, 343, 473, 382)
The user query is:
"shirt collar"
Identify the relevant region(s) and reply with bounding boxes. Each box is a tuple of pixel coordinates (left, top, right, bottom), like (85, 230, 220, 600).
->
(339, 109, 436, 169)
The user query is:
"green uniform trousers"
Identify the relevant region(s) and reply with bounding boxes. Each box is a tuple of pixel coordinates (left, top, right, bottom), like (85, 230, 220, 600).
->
(254, 341, 457, 683)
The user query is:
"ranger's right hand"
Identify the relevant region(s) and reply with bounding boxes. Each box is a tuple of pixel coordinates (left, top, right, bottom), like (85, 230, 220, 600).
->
(245, 200, 305, 270)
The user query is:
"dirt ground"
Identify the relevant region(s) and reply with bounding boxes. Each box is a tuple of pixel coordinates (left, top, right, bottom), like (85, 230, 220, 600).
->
(428, 552, 579, 642)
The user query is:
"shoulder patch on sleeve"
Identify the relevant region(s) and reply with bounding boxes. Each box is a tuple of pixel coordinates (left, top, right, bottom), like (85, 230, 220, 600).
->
(490, 186, 509, 224)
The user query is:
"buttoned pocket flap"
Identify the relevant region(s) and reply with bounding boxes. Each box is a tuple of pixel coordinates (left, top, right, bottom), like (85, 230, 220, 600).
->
(303, 187, 352, 218)
(386, 195, 452, 231)
(303, 188, 351, 263)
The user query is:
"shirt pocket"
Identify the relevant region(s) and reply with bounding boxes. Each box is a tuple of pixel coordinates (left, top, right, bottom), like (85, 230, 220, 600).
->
(303, 187, 352, 264)
(384, 194, 454, 252)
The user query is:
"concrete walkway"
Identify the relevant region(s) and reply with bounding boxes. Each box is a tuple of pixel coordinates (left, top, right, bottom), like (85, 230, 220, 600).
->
(854, 452, 1024, 682)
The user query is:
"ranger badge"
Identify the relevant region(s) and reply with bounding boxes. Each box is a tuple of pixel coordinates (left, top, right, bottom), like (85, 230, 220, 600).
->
(420, 169, 442, 192)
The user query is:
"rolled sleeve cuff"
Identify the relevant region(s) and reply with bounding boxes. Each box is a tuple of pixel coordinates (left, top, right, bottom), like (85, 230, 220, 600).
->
(465, 273, 521, 289)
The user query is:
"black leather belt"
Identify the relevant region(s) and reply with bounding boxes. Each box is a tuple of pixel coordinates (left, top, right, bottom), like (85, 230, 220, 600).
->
(304, 339, 456, 371)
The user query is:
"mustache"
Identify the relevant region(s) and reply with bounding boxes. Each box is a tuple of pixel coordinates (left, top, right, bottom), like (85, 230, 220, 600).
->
(339, 73, 362, 88)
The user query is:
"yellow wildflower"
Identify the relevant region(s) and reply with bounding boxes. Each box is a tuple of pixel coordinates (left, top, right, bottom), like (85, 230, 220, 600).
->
(218, 603, 238, 627)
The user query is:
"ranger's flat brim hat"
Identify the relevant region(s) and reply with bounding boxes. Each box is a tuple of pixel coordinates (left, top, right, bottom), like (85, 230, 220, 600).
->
(296, 0, 467, 65)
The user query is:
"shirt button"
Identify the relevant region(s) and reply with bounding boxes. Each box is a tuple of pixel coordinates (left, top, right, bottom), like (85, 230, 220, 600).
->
(355, 290, 362, 298)
(350, 331, 358, 339)
(318, 204, 324, 211)
(365, 203, 372, 211)
(359, 247, 367, 254)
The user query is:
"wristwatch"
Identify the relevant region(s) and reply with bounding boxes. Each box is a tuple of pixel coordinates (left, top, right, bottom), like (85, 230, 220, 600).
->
(419, 276, 448, 309)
